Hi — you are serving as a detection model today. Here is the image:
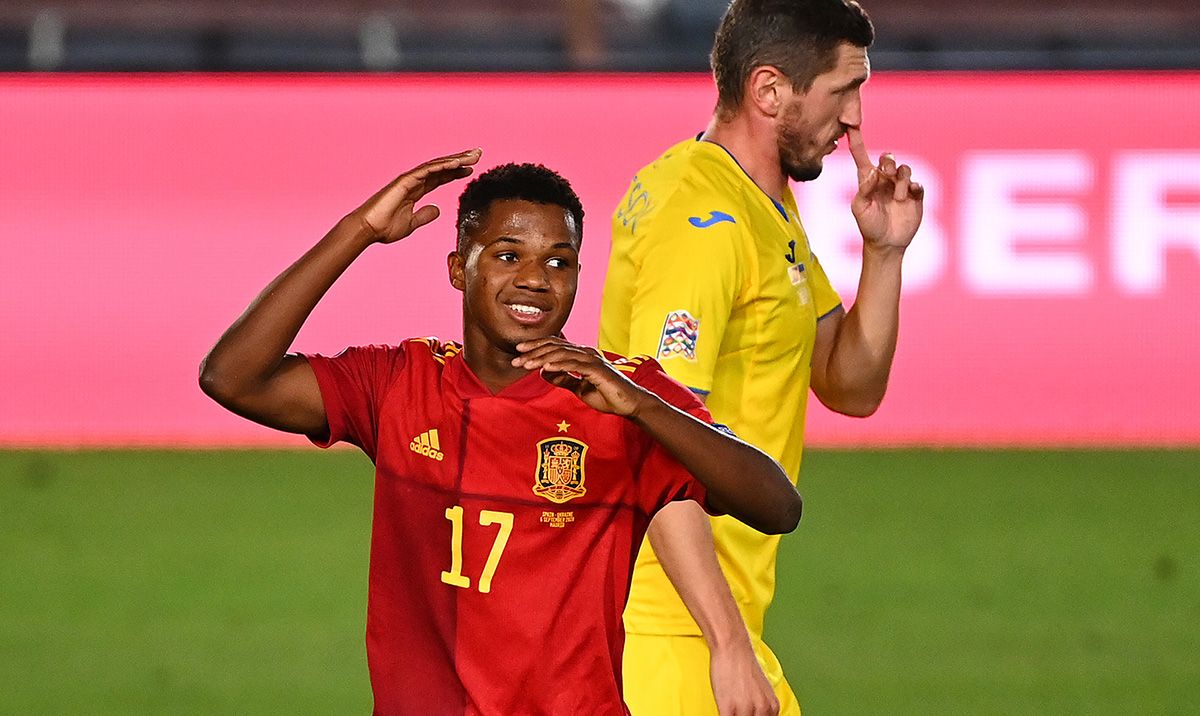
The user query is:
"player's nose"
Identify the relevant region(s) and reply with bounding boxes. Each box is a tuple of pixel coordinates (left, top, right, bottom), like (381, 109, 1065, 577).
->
(513, 259, 550, 290)
(840, 90, 863, 129)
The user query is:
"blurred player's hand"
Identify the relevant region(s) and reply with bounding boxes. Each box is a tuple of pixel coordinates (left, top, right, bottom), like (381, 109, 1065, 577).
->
(512, 337, 649, 416)
(348, 148, 482, 244)
(846, 127, 924, 252)
(710, 640, 780, 716)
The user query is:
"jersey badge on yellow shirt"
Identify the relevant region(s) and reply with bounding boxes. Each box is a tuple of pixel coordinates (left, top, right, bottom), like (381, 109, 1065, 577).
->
(533, 438, 588, 504)
(657, 310, 699, 360)
(788, 263, 812, 306)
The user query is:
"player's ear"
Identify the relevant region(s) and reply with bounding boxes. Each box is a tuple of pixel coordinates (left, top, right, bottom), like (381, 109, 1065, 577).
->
(748, 65, 785, 118)
(447, 251, 466, 292)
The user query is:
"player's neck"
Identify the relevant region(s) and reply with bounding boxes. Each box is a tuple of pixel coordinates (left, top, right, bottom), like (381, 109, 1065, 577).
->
(701, 114, 788, 203)
(462, 345, 528, 394)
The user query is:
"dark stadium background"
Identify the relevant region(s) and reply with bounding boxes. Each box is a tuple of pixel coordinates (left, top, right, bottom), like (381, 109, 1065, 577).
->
(2, 2, 1198, 714)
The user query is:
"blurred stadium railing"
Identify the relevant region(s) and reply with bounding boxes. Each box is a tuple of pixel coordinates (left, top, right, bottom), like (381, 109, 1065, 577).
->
(2, 0, 1199, 72)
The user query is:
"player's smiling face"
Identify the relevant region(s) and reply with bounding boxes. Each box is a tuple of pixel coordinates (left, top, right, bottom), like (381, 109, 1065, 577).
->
(450, 198, 580, 358)
(777, 42, 869, 182)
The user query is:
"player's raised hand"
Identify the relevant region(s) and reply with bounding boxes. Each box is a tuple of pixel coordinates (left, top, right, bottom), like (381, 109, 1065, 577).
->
(350, 148, 482, 244)
(512, 337, 650, 416)
(846, 127, 923, 251)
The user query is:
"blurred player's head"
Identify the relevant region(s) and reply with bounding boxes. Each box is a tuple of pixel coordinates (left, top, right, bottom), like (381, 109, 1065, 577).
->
(449, 163, 585, 354)
(712, 0, 874, 181)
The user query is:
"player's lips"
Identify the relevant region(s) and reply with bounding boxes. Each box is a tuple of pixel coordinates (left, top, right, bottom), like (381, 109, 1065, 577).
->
(504, 302, 551, 325)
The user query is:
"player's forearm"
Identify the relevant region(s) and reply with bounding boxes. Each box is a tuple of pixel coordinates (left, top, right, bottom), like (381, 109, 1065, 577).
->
(647, 502, 756, 648)
(823, 243, 904, 416)
(629, 396, 800, 534)
(200, 217, 374, 400)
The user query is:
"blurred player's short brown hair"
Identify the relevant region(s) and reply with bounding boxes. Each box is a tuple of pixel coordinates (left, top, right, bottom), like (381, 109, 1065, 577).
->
(712, 0, 874, 115)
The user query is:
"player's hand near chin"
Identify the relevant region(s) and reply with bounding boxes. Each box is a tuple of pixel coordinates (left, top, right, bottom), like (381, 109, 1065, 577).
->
(512, 337, 650, 416)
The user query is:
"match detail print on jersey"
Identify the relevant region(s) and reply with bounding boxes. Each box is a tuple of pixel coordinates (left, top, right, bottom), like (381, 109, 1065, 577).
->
(657, 310, 700, 361)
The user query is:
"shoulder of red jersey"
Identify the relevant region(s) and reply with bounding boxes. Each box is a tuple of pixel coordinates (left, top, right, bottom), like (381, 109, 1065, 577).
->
(602, 350, 654, 374)
(602, 351, 704, 414)
(402, 337, 463, 365)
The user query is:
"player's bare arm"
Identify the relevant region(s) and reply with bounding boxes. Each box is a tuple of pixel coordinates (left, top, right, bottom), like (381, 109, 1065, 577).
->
(642, 381, 779, 716)
(655, 371, 778, 715)
(514, 337, 802, 535)
(811, 127, 924, 417)
(644, 503, 781, 716)
(199, 149, 483, 435)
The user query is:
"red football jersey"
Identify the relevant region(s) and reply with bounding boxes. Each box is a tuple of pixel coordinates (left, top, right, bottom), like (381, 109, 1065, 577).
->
(305, 338, 715, 715)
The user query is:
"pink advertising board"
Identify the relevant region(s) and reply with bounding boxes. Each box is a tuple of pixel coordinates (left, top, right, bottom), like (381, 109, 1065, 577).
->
(1, 73, 1198, 447)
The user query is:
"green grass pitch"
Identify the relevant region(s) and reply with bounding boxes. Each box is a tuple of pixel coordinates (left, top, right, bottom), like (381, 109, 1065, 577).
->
(2, 449, 1197, 714)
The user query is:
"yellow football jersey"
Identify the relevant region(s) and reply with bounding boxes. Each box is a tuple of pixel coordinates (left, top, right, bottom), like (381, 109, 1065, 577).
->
(599, 138, 841, 638)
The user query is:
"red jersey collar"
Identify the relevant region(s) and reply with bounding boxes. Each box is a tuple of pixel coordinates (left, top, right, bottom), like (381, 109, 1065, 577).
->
(444, 349, 556, 401)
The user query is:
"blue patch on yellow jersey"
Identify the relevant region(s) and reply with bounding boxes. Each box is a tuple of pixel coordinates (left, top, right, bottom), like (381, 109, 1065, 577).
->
(688, 211, 736, 229)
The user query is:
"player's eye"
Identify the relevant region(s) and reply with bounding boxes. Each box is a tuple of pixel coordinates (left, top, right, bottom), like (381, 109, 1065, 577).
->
(546, 257, 571, 269)
(496, 251, 518, 262)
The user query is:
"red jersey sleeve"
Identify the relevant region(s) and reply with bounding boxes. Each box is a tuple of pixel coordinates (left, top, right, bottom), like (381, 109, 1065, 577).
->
(303, 344, 407, 458)
(623, 356, 726, 517)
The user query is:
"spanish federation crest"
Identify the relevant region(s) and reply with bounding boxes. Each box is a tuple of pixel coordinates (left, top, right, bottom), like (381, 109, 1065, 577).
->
(533, 438, 588, 504)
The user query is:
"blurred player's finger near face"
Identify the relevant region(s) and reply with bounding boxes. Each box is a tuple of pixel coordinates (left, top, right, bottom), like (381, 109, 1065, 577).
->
(879, 152, 897, 177)
(846, 126, 874, 179)
(894, 164, 913, 201)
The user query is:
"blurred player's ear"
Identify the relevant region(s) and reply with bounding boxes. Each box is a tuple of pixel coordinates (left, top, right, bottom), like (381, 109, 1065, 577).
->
(447, 252, 466, 291)
(748, 66, 784, 118)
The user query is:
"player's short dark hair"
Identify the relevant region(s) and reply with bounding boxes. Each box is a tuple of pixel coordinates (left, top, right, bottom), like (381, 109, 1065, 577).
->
(712, 0, 874, 116)
(455, 163, 585, 252)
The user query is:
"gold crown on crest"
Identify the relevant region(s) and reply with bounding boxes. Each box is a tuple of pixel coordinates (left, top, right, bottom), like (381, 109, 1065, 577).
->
(548, 442, 577, 457)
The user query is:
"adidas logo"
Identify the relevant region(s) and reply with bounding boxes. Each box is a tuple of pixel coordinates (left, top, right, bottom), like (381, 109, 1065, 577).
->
(409, 429, 445, 461)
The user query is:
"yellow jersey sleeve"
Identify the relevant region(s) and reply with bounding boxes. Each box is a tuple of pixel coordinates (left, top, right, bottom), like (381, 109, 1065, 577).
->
(806, 249, 843, 319)
(626, 202, 746, 394)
